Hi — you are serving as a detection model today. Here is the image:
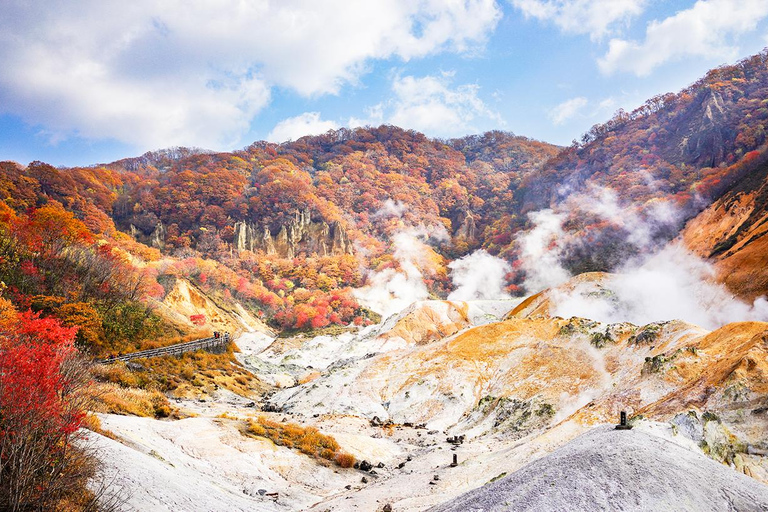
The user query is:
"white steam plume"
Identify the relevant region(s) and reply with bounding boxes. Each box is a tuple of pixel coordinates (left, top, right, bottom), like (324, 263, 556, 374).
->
(447, 249, 512, 301)
(515, 183, 768, 329)
(517, 209, 571, 293)
(516, 184, 681, 296)
(372, 199, 408, 219)
(551, 243, 768, 330)
(563, 185, 678, 249)
(354, 224, 448, 319)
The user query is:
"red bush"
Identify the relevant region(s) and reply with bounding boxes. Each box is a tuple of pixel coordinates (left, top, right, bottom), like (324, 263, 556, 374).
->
(190, 314, 206, 326)
(1, 310, 81, 435)
(0, 308, 94, 509)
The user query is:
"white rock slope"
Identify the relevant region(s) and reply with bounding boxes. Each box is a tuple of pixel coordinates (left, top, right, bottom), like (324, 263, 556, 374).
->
(431, 425, 768, 512)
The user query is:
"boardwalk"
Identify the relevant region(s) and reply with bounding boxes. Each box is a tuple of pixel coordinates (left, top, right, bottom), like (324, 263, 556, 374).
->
(99, 333, 230, 364)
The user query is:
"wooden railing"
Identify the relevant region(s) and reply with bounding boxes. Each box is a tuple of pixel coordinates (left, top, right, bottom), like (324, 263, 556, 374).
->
(99, 333, 230, 364)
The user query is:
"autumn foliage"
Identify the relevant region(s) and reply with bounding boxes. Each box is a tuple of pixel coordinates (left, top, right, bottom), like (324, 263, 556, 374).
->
(0, 51, 768, 348)
(189, 313, 206, 326)
(0, 301, 99, 510)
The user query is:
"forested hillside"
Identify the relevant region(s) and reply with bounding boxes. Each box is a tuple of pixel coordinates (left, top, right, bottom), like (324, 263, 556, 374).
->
(4, 50, 768, 345)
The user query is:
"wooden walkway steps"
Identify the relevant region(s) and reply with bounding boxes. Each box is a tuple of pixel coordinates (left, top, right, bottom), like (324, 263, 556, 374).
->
(99, 333, 230, 364)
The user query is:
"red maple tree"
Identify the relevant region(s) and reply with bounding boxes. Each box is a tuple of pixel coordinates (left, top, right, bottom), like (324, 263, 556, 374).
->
(0, 307, 93, 509)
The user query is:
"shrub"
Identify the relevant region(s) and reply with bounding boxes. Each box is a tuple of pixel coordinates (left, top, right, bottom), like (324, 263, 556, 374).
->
(91, 362, 145, 388)
(91, 383, 175, 419)
(590, 330, 614, 349)
(128, 348, 260, 398)
(630, 323, 662, 345)
(244, 417, 355, 468)
(334, 452, 356, 468)
(0, 309, 103, 510)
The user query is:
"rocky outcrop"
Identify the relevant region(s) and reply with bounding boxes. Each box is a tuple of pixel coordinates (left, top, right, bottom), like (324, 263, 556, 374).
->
(149, 222, 166, 250)
(233, 222, 276, 254)
(454, 211, 478, 243)
(234, 208, 353, 258)
(677, 89, 733, 167)
(153, 277, 273, 335)
(680, 158, 768, 300)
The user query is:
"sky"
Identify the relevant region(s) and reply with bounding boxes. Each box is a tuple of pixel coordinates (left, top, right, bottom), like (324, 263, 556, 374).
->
(1, 0, 768, 167)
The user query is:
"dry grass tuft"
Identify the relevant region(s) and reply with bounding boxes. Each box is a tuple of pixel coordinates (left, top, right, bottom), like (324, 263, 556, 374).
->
(90, 345, 262, 422)
(132, 346, 263, 398)
(91, 362, 146, 388)
(244, 417, 355, 468)
(334, 451, 356, 468)
(80, 412, 119, 440)
(91, 382, 176, 418)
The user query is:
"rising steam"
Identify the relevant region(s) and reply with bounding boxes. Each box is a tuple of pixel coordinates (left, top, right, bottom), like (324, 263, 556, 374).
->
(551, 244, 768, 330)
(516, 184, 768, 330)
(516, 209, 570, 293)
(354, 224, 448, 318)
(447, 249, 511, 301)
(356, 199, 515, 318)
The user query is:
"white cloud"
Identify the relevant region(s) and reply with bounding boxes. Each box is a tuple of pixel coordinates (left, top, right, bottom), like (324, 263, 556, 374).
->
(353, 73, 503, 137)
(548, 96, 588, 125)
(267, 112, 339, 143)
(512, 0, 646, 40)
(599, 0, 768, 76)
(598, 97, 616, 110)
(0, 0, 501, 151)
(349, 104, 386, 130)
(390, 75, 502, 135)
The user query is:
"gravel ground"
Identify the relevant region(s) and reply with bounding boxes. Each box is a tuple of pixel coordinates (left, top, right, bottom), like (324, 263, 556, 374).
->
(431, 425, 768, 512)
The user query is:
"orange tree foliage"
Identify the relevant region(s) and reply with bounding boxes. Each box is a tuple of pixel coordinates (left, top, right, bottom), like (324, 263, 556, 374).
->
(100, 126, 558, 317)
(0, 204, 144, 308)
(0, 195, 167, 355)
(190, 314, 206, 326)
(111, 126, 558, 257)
(29, 296, 105, 353)
(158, 251, 370, 330)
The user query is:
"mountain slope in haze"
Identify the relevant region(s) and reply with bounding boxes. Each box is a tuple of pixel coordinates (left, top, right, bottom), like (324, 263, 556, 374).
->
(681, 156, 768, 301)
(520, 50, 768, 210)
(509, 50, 768, 280)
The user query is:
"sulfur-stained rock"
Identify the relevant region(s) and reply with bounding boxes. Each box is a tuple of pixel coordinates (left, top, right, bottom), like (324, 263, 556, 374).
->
(232, 209, 352, 258)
